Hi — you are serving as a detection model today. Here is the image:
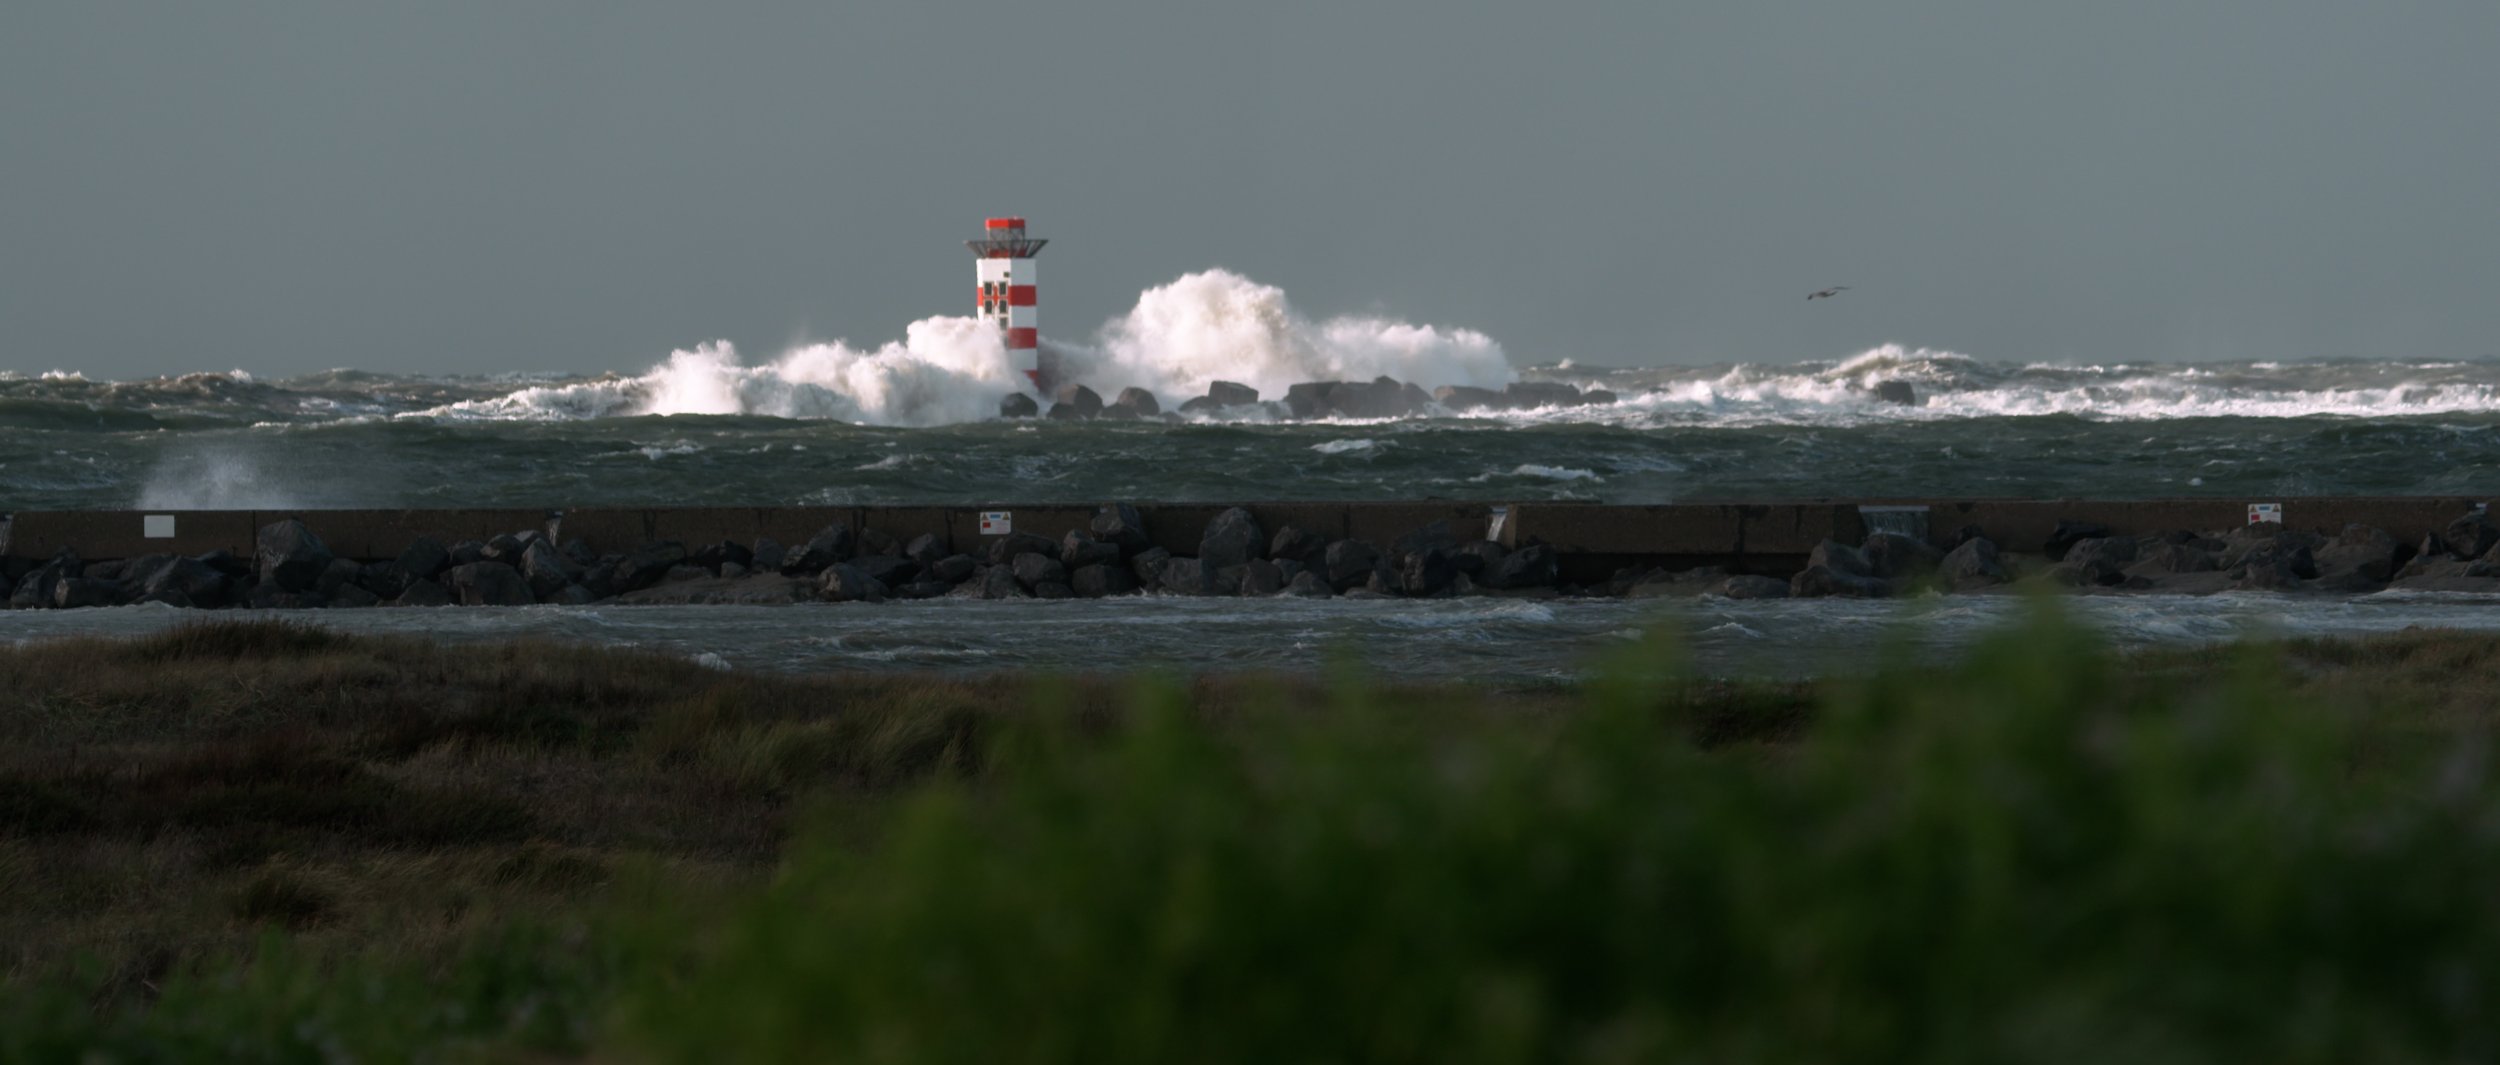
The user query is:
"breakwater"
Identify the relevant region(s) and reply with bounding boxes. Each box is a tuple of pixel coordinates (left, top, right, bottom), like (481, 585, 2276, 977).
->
(5, 497, 2498, 614)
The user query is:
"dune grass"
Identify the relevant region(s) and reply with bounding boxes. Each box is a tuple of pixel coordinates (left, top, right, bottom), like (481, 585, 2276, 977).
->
(4, 614, 2500, 1061)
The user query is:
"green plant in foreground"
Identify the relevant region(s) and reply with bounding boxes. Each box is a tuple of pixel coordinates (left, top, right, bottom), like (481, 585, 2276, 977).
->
(620, 604, 2499, 1064)
(9, 606, 2500, 1063)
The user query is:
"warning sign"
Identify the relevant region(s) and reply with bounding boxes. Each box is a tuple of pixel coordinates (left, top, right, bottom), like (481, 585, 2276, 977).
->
(2247, 503, 2282, 525)
(979, 511, 1012, 535)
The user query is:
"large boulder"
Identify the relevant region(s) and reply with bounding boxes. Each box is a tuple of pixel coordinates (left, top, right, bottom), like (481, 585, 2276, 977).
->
(1861, 532, 1944, 580)
(750, 538, 789, 572)
(987, 531, 1061, 565)
(855, 555, 920, 587)
(1327, 377, 1420, 419)
(998, 393, 1039, 418)
(1070, 563, 1137, 598)
(1129, 546, 1173, 588)
(1806, 540, 1873, 578)
(1011, 552, 1068, 589)
(1109, 387, 1161, 418)
(2128, 542, 2218, 575)
(395, 538, 450, 582)
(1158, 556, 1214, 596)
(1091, 503, 1151, 556)
(1940, 537, 2012, 586)
(1206, 381, 1260, 407)
(820, 563, 888, 603)
(2443, 510, 2499, 561)
(53, 578, 119, 609)
(1323, 540, 1382, 591)
(1270, 525, 1329, 567)
(1504, 381, 1584, 408)
(1431, 385, 1507, 413)
(446, 561, 535, 606)
(2051, 537, 2137, 587)
(928, 554, 979, 584)
(2312, 524, 2402, 583)
(1398, 550, 1457, 596)
(1198, 507, 1266, 570)
(2043, 520, 2112, 563)
(903, 534, 945, 565)
(1790, 566, 1889, 598)
(978, 565, 1031, 600)
(1392, 521, 1460, 566)
(784, 525, 855, 574)
(1872, 380, 1918, 406)
(1061, 531, 1124, 570)
(255, 519, 335, 593)
(1237, 559, 1286, 597)
(1482, 544, 1559, 590)
(618, 542, 690, 590)
(519, 539, 581, 600)
(143, 556, 231, 607)
(1283, 382, 1342, 418)
(1713, 575, 1792, 599)
(1285, 571, 1334, 598)
(392, 579, 454, 607)
(1050, 384, 1104, 419)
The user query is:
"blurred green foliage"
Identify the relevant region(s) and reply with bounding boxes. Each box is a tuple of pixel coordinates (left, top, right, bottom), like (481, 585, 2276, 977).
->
(8, 604, 2496, 1063)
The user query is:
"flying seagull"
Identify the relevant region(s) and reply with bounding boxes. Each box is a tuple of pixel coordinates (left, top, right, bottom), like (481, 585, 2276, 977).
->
(1807, 286, 1850, 301)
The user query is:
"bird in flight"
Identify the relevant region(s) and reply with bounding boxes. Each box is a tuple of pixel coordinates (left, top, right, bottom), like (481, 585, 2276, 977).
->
(1807, 286, 1850, 301)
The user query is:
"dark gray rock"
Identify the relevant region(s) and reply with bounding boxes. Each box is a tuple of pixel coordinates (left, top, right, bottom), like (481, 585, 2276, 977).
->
(1873, 379, 1918, 405)
(1431, 385, 1507, 412)
(1159, 556, 1213, 596)
(354, 561, 411, 601)
(255, 519, 335, 593)
(144, 557, 231, 606)
(619, 542, 689, 590)
(1399, 550, 1457, 596)
(855, 529, 899, 559)
(1861, 532, 1945, 579)
(481, 534, 526, 564)
(330, 583, 381, 609)
(1714, 575, 1792, 599)
(2064, 537, 2140, 569)
(1504, 381, 1585, 408)
(1091, 503, 1151, 556)
(1199, 507, 1266, 569)
(1110, 387, 1161, 418)
(662, 564, 710, 584)
(1940, 537, 2011, 586)
(1790, 566, 1890, 598)
(1177, 396, 1221, 415)
(53, 577, 118, 609)
(448, 540, 487, 567)
(1328, 377, 1420, 419)
(312, 557, 364, 599)
(2443, 509, 2498, 561)
(904, 533, 945, 564)
(1033, 581, 1075, 599)
(999, 392, 1039, 418)
(1051, 384, 1104, 418)
(1323, 540, 1382, 591)
(1453, 541, 1507, 575)
(987, 531, 1060, 565)
(821, 563, 888, 603)
(1206, 380, 1260, 407)
(446, 561, 534, 606)
(1129, 546, 1173, 588)
(895, 580, 954, 600)
(1061, 531, 1123, 570)
(1482, 544, 1558, 590)
(2043, 520, 2111, 562)
(1070, 563, 1137, 598)
(751, 538, 788, 572)
(785, 525, 855, 574)
(519, 539, 580, 600)
(561, 538, 600, 568)
(2128, 542, 2218, 575)
(195, 550, 250, 579)
(979, 565, 1031, 600)
(1283, 381, 1342, 418)
(1238, 559, 1286, 596)
(393, 579, 454, 607)
(1011, 552, 1068, 588)
(1269, 525, 1329, 567)
(719, 562, 748, 580)
(1807, 540, 1873, 577)
(2229, 537, 2318, 586)
(856, 555, 920, 587)
(929, 554, 979, 584)
(1285, 571, 1334, 597)
(2313, 524, 2401, 583)
(396, 538, 450, 581)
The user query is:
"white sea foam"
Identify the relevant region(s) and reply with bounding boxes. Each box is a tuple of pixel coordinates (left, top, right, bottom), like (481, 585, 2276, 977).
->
(408, 269, 1511, 427)
(1310, 438, 1383, 456)
(1474, 464, 1604, 483)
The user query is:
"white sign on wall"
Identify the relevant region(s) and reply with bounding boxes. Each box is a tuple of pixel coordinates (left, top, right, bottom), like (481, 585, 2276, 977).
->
(2247, 503, 2282, 525)
(143, 514, 177, 538)
(979, 511, 1012, 535)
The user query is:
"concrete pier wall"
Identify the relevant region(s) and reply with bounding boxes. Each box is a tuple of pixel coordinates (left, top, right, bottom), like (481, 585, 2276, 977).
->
(4, 498, 2490, 572)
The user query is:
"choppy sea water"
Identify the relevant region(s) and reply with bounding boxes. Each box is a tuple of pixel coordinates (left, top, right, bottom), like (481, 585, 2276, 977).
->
(5, 351, 2500, 510)
(5, 592, 2500, 682)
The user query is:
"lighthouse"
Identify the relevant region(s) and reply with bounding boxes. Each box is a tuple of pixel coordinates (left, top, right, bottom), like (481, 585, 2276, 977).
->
(967, 216, 1048, 388)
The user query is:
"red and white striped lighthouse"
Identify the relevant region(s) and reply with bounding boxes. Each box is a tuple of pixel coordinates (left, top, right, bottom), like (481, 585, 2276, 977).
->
(967, 216, 1048, 388)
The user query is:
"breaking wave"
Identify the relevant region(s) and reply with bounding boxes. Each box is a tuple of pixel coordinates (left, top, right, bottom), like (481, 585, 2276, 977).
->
(412, 269, 1511, 427)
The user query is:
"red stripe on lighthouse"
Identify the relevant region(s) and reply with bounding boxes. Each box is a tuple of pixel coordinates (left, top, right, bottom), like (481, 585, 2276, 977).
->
(1006, 285, 1036, 307)
(1006, 328, 1038, 349)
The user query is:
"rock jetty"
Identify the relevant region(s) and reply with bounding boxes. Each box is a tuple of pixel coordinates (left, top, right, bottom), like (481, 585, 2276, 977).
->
(7, 509, 2496, 611)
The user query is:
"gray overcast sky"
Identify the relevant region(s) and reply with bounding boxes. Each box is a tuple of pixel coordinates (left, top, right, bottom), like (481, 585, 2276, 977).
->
(5, 2, 2496, 379)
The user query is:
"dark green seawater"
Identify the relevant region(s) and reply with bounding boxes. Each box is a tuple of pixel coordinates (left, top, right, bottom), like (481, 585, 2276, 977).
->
(4, 352, 2498, 510)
